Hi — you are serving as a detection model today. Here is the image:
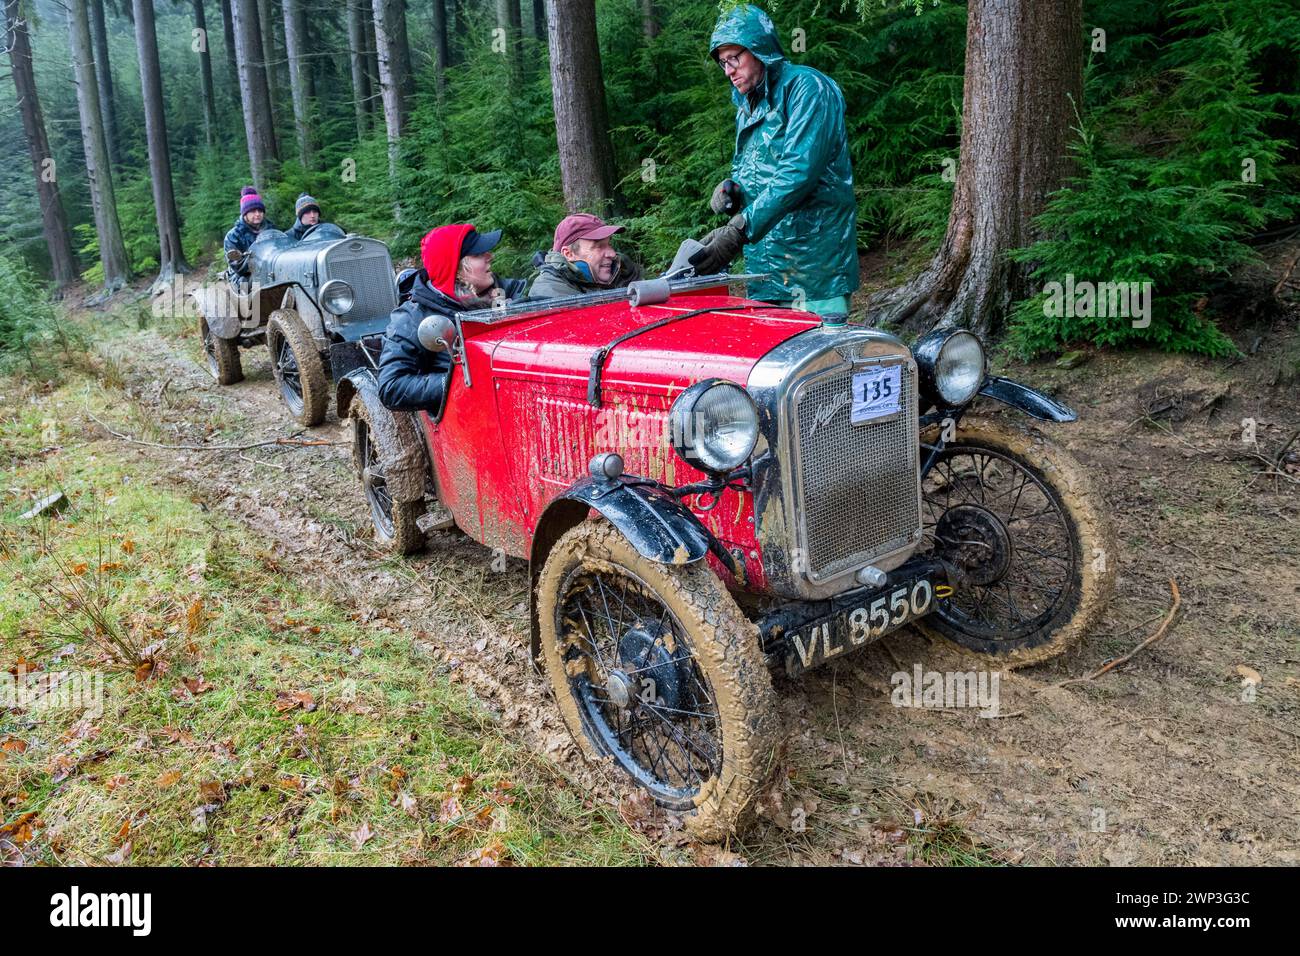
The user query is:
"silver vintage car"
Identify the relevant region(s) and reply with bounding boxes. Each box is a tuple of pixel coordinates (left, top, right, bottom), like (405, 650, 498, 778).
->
(192, 223, 398, 426)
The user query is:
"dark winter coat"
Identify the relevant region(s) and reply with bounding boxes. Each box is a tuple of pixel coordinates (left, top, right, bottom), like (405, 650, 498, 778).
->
(223, 216, 277, 256)
(527, 250, 643, 300)
(376, 271, 527, 413)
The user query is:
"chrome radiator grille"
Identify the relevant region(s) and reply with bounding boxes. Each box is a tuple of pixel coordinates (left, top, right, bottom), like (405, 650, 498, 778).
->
(793, 360, 921, 579)
(325, 254, 397, 324)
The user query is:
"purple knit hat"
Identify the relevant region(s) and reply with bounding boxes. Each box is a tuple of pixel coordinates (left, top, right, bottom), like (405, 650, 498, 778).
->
(240, 186, 265, 216)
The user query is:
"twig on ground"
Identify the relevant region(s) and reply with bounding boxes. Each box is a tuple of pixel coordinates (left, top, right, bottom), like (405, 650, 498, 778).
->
(1048, 578, 1181, 690)
(88, 410, 340, 451)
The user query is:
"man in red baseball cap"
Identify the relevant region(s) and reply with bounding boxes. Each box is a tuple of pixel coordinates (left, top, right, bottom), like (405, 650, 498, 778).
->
(527, 213, 643, 299)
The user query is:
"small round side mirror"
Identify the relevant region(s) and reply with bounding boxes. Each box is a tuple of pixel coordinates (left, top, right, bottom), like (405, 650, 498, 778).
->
(417, 314, 458, 353)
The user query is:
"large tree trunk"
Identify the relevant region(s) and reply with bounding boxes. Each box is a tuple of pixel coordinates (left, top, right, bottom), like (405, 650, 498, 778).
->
(371, 0, 409, 156)
(346, 0, 372, 137)
(529, 0, 543, 40)
(495, 0, 520, 86)
(257, 0, 280, 113)
(430, 0, 449, 95)
(193, 0, 218, 148)
(88, 0, 121, 168)
(231, 0, 279, 194)
(394, 0, 414, 100)
(545, 0, 615, 212)
(132, 0, 190, 285)
(68, 0, 130, 292)
(869, 0, 1084, 336)
(4, 0, 79, 288)
(281, 0, 311, 166)
(219, 0, 241, 107)
(363, 9, 379, 96)
(640, 0, 658, 40)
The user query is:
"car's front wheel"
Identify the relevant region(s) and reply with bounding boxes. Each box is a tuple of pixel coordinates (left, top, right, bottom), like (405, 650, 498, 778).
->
(536, 521, 781, 842)
(918, 417, 1116, 668)
(267, 310, 329, 426)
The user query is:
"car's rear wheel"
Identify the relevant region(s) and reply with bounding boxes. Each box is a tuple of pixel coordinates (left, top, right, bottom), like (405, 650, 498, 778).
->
(267, 310, 329, 426)
(199, 315, 242, 385)
(349, 398, 425, 554)
(917, 417, 1115, 668)
(536, 521, 780, 842)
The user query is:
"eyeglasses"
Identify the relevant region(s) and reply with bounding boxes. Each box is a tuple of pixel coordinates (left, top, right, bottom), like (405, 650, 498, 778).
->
(718, 52, 746, 72)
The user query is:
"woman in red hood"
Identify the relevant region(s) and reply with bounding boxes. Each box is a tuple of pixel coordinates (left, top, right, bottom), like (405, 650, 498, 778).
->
(378, 224, 526, 414)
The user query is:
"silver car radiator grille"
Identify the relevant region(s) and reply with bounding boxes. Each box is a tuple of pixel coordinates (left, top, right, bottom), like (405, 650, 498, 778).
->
(326, 254, 397, 323)
(793, 361, 921, 579)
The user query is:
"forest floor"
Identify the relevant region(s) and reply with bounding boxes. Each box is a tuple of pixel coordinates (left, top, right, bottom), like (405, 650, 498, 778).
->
(3, 252, 1298, 866)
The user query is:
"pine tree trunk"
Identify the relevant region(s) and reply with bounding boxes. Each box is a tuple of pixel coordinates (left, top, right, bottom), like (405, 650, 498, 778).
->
(68, 0, 130, 291)
(193, 0, 218, 148)
(868, 0, 1084, 337)
(640, 0, 658, 40)
(256, 0, 283, 115)
(281, 0, 311, 166)
(529, 0, 544, 40)
(231, 0, 279, 193)
(132, 0, 190, 285)
(394, 0, 414, 100)
(5, 0, 79, 288)
(219, 0, 241, 108)
(431, 0, 449, 95)
(363, 11, 379, 96)
(495, 0, 521, 86)
(371, 0, 408, 153)
(347, 0, 372, 137)
(88, 0, 121, 168)
(545, 0, 615, 212)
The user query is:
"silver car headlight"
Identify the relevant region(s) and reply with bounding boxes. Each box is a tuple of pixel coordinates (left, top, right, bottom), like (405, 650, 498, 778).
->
(913, 328, 986, 408)
(319, 279, 355, 316)
(668, 379, 759, 475)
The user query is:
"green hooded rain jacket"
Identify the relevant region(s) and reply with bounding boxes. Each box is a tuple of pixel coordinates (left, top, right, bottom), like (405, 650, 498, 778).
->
(710, 5, 860, 304)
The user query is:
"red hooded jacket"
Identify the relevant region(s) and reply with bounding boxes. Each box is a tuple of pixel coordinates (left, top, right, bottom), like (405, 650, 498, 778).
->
(420, 223, 476, 299)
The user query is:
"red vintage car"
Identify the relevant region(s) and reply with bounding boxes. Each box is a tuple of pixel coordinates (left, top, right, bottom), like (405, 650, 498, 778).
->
(334, 274, 1115, 841)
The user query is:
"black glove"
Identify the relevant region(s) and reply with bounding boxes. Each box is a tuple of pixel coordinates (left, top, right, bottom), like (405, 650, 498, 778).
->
(709, 179, 743, 216)
(688, 215, 746, 275)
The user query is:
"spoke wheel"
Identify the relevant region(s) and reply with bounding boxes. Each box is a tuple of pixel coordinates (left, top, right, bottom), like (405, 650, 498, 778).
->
(918, 418, 1115, 668)
(267, 310, 329, 426)
(537, 522, 779, 841)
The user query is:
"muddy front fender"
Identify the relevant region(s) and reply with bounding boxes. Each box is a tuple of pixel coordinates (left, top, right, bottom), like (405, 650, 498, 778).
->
(336, 369, 429, 504)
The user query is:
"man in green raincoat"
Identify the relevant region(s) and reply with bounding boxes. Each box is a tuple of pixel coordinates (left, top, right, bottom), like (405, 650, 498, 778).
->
(689, 4, 860, 318)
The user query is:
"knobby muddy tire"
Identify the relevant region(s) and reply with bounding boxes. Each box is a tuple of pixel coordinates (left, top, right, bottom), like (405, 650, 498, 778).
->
(199, 315, 242, 385)
(267, 310, 329, 427)
(536, 521, 781, 843)
(349, 399, 425, 555)
(917, 416, 1116, 669)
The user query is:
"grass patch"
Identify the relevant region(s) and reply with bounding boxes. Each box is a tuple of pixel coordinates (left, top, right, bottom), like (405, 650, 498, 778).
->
(1, 373, 648, 866)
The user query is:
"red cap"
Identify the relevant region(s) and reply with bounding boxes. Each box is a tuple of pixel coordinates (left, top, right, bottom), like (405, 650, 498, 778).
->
(552, 213, 623, 252)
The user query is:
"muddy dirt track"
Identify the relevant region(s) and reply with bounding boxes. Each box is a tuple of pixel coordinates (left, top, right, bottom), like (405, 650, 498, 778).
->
(87, 303, 1299, 866)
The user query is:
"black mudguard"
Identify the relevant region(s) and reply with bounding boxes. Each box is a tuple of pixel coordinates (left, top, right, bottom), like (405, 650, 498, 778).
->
(978, 376, 1077, 422)
(561, 477, 711, 566)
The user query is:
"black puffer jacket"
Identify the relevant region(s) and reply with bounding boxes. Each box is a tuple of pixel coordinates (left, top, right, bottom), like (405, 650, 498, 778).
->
(376, 271, 526, 414)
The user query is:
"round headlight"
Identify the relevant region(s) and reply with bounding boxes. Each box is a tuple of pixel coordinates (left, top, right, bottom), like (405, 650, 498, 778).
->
(319, 279, 355, 316)
(914, 329, 986, 407)
(669, 379, 759, 475)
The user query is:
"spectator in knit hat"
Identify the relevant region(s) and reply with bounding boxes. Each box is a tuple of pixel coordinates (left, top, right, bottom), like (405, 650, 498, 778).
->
(223, 186, 277, 280)
(288, 193, 325, 241)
